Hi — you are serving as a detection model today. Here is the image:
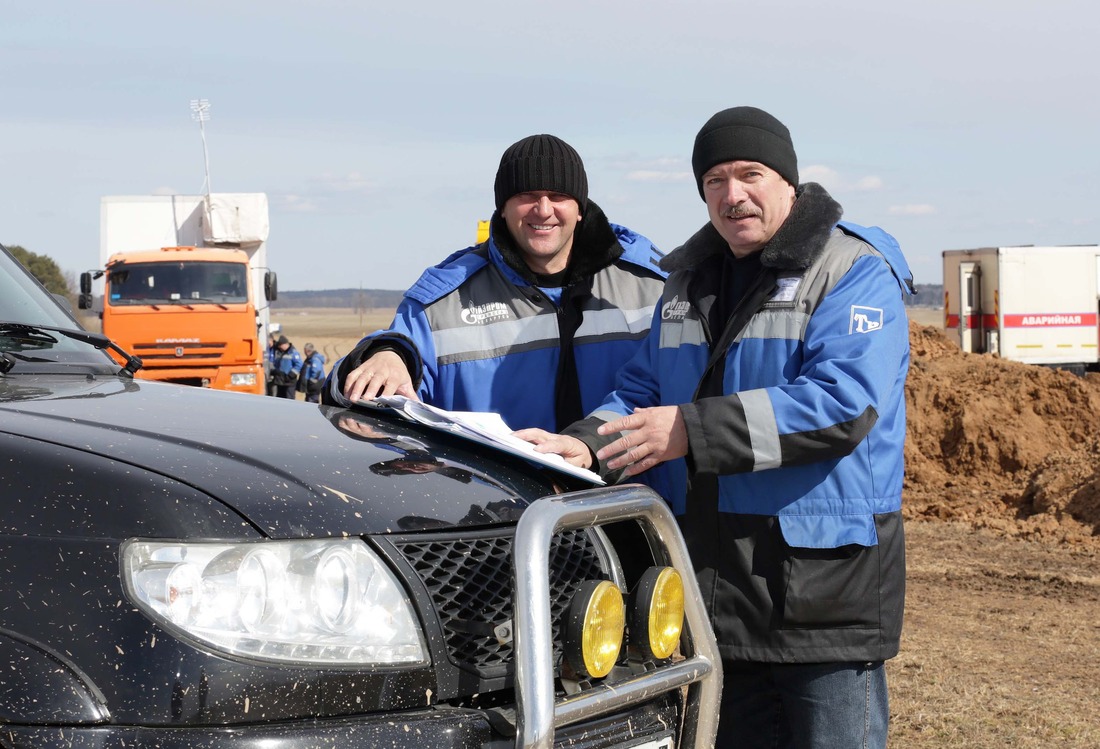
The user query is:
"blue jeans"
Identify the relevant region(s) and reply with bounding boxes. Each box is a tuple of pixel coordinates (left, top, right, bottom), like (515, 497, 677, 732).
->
(716, 660, 888, 749)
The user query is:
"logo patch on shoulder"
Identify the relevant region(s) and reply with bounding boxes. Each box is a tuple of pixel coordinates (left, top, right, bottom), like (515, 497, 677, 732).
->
(461, 302, 510, 325)
(849, 305, 884, 334)
(661, 295, 691, 321)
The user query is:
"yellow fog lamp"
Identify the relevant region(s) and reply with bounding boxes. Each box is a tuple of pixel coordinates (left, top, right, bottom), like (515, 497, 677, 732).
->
(630, 566, 685, 661)
(564, 579, 626, 679)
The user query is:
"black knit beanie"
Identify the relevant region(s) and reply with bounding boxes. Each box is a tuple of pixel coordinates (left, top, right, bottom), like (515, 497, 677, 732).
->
(691, 106, 799, 198)
(494, 134, 589, 211)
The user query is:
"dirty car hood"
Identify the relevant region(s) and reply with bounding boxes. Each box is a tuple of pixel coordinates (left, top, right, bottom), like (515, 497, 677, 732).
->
(0, 376, 564, 538)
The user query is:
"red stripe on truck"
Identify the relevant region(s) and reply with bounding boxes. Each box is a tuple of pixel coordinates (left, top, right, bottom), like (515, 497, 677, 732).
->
(1002, 313, 1097, 327)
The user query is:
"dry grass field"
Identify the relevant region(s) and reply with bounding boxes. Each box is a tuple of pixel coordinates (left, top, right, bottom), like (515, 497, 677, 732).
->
(272, 307, 393, 373)
(906, 306, 944, 328)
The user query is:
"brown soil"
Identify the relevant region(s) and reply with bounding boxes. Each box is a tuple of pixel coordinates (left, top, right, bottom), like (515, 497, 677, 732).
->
(274, 309, 1100, 747)
(904, 321, 1100, 545)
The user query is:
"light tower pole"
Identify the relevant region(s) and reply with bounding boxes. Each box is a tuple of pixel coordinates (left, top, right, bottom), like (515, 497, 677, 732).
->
(190, 98, 212, 197)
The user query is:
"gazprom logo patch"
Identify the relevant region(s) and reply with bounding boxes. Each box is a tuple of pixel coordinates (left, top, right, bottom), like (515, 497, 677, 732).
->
(661, 295, 691, 321)
(850, 305, 884, 334)
(461, 302, 510, 325)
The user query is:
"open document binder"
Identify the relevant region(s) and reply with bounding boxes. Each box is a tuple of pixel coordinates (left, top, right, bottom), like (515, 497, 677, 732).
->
(358, 395, 605, 485)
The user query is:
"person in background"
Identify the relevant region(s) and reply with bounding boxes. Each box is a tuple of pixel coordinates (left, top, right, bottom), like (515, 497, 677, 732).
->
(265, 331, 278, 396)
(322, 134, 670, 470)
(270, 335, 302, 399)
(516, 106, 913, 748)
(297, 342, 326, 403)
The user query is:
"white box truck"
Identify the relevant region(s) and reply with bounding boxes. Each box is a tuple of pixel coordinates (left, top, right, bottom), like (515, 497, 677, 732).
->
(942, 245, 1100, 373)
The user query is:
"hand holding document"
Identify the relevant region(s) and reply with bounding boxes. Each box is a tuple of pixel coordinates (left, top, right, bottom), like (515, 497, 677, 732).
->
(358, 395, 605, 485)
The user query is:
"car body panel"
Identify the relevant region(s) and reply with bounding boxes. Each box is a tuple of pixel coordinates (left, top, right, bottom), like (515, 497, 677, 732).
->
(1, 376, 568, 539)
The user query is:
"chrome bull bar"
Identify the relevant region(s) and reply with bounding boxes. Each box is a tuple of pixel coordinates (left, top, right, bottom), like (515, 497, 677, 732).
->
(513, 484, 722, 749)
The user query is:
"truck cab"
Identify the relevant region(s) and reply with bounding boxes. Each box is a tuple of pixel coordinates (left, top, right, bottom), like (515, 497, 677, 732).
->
(84, 245, 272, 393)
(79, 192, 278, 394)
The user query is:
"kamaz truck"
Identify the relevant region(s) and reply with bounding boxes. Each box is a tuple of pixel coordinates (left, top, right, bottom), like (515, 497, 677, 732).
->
(79, 193, 277, 394)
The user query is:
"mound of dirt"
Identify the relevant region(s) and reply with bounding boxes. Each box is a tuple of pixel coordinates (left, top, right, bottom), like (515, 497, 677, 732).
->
(904, 322, 1100, 545)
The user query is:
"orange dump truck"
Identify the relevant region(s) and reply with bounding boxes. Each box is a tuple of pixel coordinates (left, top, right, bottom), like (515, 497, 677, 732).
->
(80, 194, 277, 394)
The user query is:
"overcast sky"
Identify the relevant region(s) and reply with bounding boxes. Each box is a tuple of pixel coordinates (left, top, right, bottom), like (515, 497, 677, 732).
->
(2, 1, 1097, 296)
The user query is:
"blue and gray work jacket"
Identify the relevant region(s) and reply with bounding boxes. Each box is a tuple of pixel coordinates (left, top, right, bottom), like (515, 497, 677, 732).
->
(565, 183, 914, 663)
(326, 201, 668, 435)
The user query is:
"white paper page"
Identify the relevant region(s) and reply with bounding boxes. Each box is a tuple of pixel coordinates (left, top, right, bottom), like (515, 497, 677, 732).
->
(359, 396, 605, 485)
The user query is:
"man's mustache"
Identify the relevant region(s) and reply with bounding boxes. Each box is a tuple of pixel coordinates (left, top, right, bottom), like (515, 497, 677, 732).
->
(723, 206, 760, 219)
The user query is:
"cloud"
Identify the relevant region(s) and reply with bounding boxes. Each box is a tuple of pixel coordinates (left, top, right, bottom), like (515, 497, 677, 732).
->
(801, 165, 883, 193)
(800, 165, 838, 184)
(610, 156, 684, 171)
(308, 172, 375, 194)
(276, 194, 322, 213)
(272, 172, 378, 214)
(608, 155, 691, 183)
(626, 170, 693, 183)
(889, 204, 937, 216)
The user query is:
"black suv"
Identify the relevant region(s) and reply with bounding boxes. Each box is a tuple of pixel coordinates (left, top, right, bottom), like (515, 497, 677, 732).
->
(0, 243, 720, 748)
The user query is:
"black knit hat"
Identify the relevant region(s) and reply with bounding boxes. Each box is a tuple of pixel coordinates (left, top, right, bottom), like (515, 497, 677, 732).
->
(494, 134, 589, 211)
(691, 106, 799, 198)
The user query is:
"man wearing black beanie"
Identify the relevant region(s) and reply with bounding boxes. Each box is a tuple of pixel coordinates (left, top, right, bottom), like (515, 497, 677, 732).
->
(324, 134, 671, 472)
(516, 107, 915, 748)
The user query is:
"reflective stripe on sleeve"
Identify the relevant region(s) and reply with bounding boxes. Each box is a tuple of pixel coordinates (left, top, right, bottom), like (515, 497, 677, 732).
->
(740, 388, 781, 471)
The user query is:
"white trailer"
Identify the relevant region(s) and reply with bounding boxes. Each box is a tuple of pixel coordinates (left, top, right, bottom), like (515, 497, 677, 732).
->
(942, 245, 1100, 372)
(98, 193, 275, 337)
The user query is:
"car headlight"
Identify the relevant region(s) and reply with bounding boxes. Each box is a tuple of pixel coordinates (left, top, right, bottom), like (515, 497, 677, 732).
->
(122, 538, 428, 666)
(230, 372, 257, 386)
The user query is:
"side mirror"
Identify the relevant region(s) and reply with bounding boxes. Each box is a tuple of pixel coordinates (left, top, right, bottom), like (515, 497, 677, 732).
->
(264, 271, 278, 302)
(78, 293, 93, 310)
(80, 272, 92, 295)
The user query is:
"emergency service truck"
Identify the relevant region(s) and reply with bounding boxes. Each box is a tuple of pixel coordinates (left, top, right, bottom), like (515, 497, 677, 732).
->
(942, 245, 1100, 373)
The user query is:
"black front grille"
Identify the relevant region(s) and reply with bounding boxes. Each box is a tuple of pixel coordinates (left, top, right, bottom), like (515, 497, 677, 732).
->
(392, 528, 608, 676)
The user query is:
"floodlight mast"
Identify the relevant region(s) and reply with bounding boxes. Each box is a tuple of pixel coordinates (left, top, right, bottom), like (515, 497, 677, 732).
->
(190, 98, 212, 197)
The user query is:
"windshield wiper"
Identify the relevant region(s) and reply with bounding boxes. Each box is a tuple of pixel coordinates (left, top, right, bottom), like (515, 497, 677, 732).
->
(1, 349, 58, 374)
(0, 322, 143, 377)
(0, 324, 59, 346)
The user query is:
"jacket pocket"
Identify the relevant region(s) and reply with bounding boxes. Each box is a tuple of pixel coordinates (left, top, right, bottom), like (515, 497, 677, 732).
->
(781, 542, 879, 629)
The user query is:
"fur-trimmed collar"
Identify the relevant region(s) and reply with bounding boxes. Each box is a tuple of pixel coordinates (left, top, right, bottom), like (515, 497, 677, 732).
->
(660, 182, 843, 273)
(489, 199, 623, 287)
